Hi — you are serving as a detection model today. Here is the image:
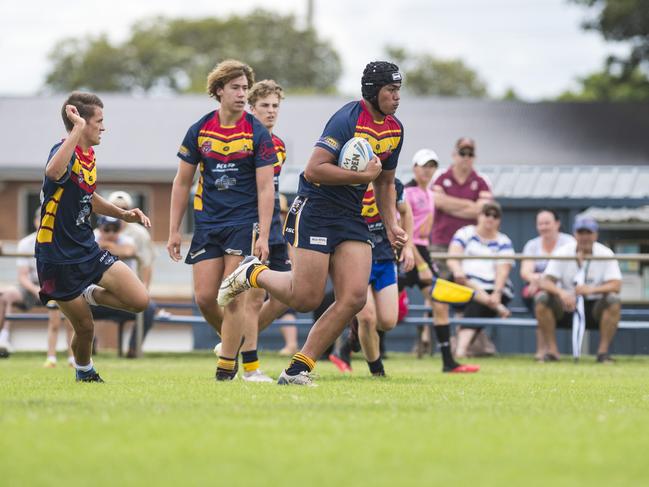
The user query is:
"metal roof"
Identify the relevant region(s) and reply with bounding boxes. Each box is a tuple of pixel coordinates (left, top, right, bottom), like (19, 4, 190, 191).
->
(278, 164, 649, 200)
(1, 95, 648, 182)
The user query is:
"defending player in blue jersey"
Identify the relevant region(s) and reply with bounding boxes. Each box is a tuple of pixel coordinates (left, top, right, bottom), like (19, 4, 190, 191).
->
(37, 92, 151, 383)
(166, 60, 276, 381)
(219, 61, 408, 386)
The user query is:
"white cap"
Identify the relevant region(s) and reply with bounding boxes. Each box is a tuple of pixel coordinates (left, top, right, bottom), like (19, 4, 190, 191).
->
(412, 148, 439, 167)
(108, 190, 134, 209)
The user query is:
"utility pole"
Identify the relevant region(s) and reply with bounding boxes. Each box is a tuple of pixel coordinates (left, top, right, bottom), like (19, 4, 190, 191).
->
(306, 0, 314, 30)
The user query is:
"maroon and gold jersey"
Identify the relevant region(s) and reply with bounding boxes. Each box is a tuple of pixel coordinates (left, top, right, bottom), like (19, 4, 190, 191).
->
(35, 142, 102, 264)
(300, 100, 403, 214)
(177, 110, 277, 229)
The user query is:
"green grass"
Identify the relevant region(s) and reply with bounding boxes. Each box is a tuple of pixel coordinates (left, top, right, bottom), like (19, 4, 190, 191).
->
(1, 352, 649, 487)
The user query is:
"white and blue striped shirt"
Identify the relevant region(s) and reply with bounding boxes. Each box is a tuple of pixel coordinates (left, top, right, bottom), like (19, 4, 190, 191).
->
(451, 225, 515, 298)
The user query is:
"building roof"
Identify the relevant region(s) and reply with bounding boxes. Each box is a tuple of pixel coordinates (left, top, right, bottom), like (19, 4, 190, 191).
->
(2, 95, 648, 184)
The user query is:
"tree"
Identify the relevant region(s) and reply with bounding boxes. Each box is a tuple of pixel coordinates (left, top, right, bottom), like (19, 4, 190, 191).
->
(572, 0, 649, 74)
(563, 0, 649, 101)
(557, 66, 649, 101)
(385, 46, 488, 97)
(44, 10, 342, 94)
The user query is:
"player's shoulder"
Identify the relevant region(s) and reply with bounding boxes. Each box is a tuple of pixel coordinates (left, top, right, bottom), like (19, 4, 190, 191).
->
(384, 113, 404, 132)
(246, 112, 272, 135)
(271, 133, 286, 147)
(190, 110, 217, 132)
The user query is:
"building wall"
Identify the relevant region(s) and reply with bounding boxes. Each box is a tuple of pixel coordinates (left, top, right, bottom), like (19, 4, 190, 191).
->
(0, 180, 173, 242)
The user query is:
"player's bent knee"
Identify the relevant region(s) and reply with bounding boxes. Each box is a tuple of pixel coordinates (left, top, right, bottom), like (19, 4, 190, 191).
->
(378, 318, 398, 332)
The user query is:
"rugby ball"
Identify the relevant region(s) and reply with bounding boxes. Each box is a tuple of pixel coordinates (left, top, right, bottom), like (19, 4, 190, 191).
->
(338, 137, 374, 173)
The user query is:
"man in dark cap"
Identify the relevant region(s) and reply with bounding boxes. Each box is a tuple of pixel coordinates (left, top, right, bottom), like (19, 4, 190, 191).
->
(219, 61, 407, 385)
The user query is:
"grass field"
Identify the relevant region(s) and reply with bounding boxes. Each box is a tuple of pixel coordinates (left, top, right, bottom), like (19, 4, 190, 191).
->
(2, 352, 649, 487)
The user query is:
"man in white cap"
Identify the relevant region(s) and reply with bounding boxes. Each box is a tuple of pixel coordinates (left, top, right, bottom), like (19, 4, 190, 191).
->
(108, 191, 156, 289)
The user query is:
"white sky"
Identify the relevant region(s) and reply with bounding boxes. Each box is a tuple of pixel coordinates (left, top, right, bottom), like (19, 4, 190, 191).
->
(0, 0, 629, 100)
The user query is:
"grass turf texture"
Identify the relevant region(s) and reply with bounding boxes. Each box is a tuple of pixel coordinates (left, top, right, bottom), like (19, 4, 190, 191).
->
(1, 352, 648, 487)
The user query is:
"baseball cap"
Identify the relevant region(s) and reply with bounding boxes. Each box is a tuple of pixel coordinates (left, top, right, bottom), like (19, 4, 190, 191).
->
(412, 148, 439, 167)
(97, 215, 120, 227)
(573, 216, 598, 233)
(108, 191, 133, 209)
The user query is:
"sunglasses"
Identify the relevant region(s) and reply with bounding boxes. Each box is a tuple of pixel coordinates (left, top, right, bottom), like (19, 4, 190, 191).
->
(483, 211, 501, 219)
(101, 225, 120, 233)
(458, 149, 475, 158)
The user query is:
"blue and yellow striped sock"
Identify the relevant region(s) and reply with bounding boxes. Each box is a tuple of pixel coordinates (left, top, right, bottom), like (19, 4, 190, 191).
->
(217, 356, 237, 378)
(286, 352, 315, 376)
(241, 350, 260, 374)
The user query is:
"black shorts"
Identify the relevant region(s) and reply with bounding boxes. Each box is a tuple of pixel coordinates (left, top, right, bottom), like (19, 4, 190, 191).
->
(268, 244, 291, 272)
(398, 244, 434, 290)
(37, 250, 117, 305)
(462, 293, 511, 324)
(186, 224, 255, 264)
(283, 196, 371, 254)
(556, 299, 604, 330)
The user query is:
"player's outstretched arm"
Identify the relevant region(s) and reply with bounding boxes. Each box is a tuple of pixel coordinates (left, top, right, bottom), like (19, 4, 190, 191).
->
(92, 193, 151, 228)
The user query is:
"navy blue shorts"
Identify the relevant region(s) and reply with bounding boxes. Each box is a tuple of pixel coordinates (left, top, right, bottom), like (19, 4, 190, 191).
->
(186, 224, 256, 264)
(369, 260, 398, 291)
(283, 196, 371, 254)
(37, 250, 117, 305)
(268, 244, 291, 272)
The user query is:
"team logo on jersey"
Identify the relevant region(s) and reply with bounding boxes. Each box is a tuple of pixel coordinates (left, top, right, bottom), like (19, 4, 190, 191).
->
(201, 140, 212, 154)
(214, 175, 237, 191)
(258, 139, 276, 161)
(471, 180, 478, 191)
(318, 136, 340, 152)
(443, 178, 452, 188)
(179, 145, 190, 157)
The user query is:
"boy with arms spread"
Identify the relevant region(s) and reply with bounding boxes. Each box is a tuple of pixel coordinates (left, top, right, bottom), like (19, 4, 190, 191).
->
(37, 92, 150, 382)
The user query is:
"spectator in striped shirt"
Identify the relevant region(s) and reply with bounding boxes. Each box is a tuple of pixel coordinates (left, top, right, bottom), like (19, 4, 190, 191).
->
(447, 201, 514, 358)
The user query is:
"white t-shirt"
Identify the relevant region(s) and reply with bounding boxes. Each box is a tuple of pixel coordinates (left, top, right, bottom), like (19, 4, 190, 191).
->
(122, 222, 156, 267)
(543, 241, 622, 300)
(451, 225, 515, 298)
(522, 233, 575, 273)
(16, 232, 38, 285)
(93, 231, 137, 271)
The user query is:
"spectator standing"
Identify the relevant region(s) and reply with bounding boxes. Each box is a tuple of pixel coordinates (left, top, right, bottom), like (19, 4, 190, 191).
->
(537, 216, 622, 363)
(429, 138, 492, 370)
(520, 209, 575, 359)
(447, 202, 514, 357)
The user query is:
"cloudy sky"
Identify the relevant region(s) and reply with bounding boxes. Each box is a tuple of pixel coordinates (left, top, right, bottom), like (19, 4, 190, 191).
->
(0, 0, 629, 100)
